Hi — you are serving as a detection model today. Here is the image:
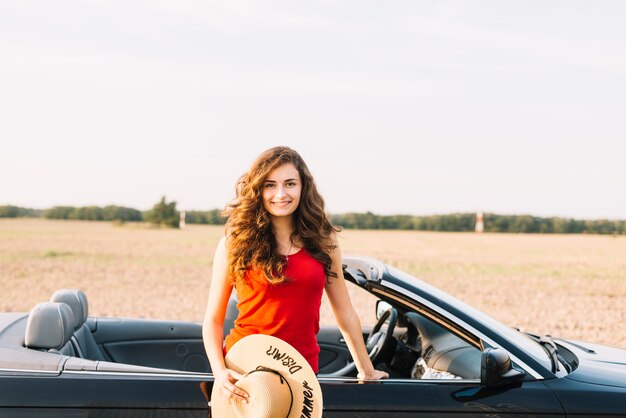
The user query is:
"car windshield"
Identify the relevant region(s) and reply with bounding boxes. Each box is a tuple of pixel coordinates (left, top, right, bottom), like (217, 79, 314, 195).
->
(386, 266, 553, 372)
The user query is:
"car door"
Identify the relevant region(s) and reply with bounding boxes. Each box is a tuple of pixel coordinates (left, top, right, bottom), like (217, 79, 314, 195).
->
(0, 370, 211, 418)
(317, 325, 373, 375)
(319, 377, 565, 417)
(91, 317, 210, 373)
(318, 326, 353, 374)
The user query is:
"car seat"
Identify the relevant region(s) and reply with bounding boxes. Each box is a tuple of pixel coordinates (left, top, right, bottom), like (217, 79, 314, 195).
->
(50, 289, 108, 361)
(25, 302, 76, 356)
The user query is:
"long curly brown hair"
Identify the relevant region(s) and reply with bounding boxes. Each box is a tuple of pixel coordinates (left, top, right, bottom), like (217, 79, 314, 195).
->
(223, 146, 340, 286)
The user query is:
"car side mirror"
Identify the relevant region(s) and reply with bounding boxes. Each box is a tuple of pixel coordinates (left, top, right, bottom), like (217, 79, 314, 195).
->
(375, 300, 393, 320)
(481, 347, 525, 387)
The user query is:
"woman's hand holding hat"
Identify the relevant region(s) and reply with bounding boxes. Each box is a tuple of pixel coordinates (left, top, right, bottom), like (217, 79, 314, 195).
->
(214, 368, 249, 402)
(211, 334, 323, 418)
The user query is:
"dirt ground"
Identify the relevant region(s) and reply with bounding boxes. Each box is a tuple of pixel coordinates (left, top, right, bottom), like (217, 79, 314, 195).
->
(1, 219, 624, 348)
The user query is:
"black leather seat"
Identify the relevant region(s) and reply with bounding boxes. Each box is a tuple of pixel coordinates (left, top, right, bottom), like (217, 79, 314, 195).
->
(25, 302, 76, 356)
(51, 289, 108, 361)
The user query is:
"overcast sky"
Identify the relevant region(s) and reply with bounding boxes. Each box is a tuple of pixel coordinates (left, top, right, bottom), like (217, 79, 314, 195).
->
(1, 1, 625, 219)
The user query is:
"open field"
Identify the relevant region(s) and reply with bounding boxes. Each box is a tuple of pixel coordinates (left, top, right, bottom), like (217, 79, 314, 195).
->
(1, 218, 624, 348)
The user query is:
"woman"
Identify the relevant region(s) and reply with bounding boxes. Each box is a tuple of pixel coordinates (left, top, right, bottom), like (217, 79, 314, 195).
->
(203, 146, 388, 402)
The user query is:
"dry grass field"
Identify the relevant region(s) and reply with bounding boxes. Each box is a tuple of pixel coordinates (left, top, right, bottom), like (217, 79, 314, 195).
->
(1, 218, 624, 348)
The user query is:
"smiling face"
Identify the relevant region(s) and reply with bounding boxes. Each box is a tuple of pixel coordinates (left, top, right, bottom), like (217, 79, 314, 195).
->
(261, 162, 302, 220)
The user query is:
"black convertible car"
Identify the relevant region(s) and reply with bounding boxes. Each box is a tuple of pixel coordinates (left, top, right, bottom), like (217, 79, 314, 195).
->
(1, 255, 625, 417)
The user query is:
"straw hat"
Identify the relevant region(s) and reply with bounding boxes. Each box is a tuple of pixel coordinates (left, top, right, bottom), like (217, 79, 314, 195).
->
(211, 334, 323, 418)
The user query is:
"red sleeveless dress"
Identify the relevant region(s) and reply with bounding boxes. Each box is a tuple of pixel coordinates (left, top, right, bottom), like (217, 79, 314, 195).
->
(224, 248, 326, 372)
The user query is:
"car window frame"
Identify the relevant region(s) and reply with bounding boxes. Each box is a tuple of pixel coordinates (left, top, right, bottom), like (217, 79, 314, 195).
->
(373, 279, 545, 381)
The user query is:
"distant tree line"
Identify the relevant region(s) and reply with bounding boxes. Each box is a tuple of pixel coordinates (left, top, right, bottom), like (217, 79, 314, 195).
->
(184, 209, 226, 225)
(0, 205, 42, 218)
(0, 197, 227, 229)
(40, 205, 143, 222)
(1, 204, 624, 234)
(330, 212, 625, 234)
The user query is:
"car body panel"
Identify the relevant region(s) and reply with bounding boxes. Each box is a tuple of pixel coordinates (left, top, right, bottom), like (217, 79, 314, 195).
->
(557, 339, 626, 388)
(319, 378, 565, 416)
(0, 372, 208, 416)
(0, 372, 567, 417)
(544, 376, 626, 416)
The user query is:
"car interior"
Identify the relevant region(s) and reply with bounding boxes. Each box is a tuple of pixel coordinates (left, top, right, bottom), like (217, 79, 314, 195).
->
(4, 281, 482, 381)
(314, 279, 482, 380)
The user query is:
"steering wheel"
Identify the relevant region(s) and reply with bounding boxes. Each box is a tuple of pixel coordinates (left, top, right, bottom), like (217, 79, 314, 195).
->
(365, 307, 398, 365)
(317, 307, 397, 378)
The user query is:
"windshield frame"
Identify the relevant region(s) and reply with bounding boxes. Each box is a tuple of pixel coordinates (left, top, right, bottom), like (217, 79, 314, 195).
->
(381, 265, 554, 377)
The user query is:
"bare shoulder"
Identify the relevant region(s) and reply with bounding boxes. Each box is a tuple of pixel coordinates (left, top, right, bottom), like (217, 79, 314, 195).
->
(219, 227, 236, 249)
(216, 235, 227, 250)
(327, 230, 342, 262)
(328, 229, 341, 246)
(213, 235, 230, 261)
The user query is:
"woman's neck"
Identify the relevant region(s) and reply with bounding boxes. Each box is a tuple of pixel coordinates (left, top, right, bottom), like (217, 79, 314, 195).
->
(270, 215, 295, 242)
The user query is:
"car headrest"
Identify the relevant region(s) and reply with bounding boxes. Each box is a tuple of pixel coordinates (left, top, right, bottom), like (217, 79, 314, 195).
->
(25, 302, 75, 350)
(50, 289, 88, 330)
